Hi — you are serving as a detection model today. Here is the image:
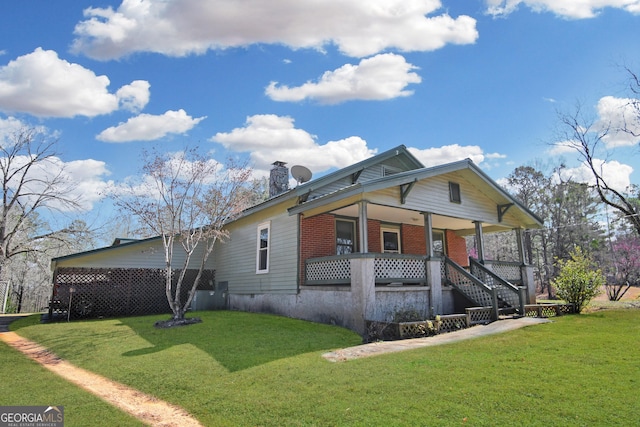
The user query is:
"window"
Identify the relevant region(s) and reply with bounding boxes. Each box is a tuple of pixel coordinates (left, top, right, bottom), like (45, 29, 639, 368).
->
(381, 226, 401, 253)
(449, 182, 461, 203)
(432, 230, 446, 256)
(336, 219, 356, 254)
(256, 222, 270, 273)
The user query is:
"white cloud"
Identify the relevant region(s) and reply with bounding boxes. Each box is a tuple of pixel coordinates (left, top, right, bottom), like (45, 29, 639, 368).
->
(5, 154, 111, 212)
(72, 0, 478, 60)
(559, 159, 633, 191)
(408, 144, 499, 167)
(97, 109, 206, 142)
(486, 0, 640, 19)
(596, 95, 640, 148)
(0, 48, 150, 118)
(0, 116, 29, 144)
(211, 114, 377, 175)
(116, 80, 151, 113)
(266, 53, 421, 104)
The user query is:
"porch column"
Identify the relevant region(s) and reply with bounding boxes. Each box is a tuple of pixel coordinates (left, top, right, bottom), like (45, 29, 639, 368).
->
(350, 256, 375, 334)
(426, 260, 443, 317)
(422, 212, 434, 258)
(521, 264, 536, 304)
(474, 221, 485, 262)
(358, 201, 368, 253)
(515, 228, 526, 265)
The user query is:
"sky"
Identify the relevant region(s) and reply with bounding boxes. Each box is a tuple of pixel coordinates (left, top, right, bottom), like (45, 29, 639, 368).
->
(1, 0, 640, 226)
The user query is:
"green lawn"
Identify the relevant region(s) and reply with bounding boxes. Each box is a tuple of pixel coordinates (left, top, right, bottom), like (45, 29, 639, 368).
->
(7, 309, 640, 426)
(0, 327, 145, 426)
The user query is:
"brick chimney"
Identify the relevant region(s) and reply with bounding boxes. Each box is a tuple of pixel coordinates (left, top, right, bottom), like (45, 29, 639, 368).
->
(269, 161, 289, 197)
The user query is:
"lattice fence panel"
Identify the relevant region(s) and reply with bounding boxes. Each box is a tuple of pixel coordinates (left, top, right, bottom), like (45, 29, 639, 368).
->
(398, 321, 429, 338)
(466, 307, 493, 324)
(437, 314, 468, 332)
(524, 304, 574, 318)
(558, 303, 575, 314)
(374, 257, 425, 280)
(51, 267, 215, 320)
(306, 258, 350, 282)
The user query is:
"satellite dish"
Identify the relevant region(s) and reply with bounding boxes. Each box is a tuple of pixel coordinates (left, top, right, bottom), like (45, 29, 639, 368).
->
(291, 165, 312, 184)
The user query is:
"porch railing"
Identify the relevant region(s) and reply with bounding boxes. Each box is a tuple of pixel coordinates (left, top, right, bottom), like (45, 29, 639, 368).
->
(374, 254, 426, 284)
(469, 258, 526, 314)
(483, 260, 522, 284)
(443, 257, 498, 320)
(304, 254, 426, 286)
(305, 255, 351, 285)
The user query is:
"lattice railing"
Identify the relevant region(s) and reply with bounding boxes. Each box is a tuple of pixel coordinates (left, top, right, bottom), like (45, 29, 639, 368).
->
(374, 255, 425, 284)
(469, 258, 524, 314)
(486, 260, 522, 283)
(50, 267, 215, 320)
(305, 254, 426, 285)
(305, 257, 351, 284)
(443, 257, 496, 310)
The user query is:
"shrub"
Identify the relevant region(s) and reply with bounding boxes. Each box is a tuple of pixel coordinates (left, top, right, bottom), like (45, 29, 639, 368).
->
(552, 247, 604, 313)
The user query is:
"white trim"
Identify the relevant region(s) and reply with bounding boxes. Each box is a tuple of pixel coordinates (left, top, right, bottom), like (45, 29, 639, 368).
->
(256, 221, 271, 274)
(381, 225, 401, 254)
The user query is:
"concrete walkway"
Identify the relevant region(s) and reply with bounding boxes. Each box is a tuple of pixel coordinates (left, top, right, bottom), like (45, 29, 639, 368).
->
(323, 316, 551, 362)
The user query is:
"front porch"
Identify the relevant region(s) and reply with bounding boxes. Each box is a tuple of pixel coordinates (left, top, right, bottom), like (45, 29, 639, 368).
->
(304, 253, 536, 328)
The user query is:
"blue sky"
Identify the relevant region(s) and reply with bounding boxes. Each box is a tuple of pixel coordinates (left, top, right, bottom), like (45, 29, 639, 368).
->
(1, 1, 640, 221)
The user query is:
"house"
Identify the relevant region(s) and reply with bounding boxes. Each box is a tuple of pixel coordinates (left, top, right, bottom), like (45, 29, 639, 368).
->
(50, 145, 542, 334)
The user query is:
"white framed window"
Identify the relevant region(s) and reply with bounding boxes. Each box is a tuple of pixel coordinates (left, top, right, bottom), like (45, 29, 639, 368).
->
(256, 221, 270, 274)
(381, 225, 401, 254)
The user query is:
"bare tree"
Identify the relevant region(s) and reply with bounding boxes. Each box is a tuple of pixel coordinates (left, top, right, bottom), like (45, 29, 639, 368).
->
(555, 68, 640, 237)
(0, 128, 84, 280)
(113, 148, 252, 325)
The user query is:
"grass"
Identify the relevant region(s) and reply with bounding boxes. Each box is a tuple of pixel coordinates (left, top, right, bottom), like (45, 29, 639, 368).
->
(7, 309, 640, 426)
(0, 321, 145, 426)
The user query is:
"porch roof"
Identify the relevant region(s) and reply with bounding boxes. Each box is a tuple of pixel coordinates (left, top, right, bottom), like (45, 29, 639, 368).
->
(288, 158, 543, 232)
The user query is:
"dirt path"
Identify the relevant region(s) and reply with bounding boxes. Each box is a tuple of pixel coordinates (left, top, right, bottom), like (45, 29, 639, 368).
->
(0, 331, 203, 427)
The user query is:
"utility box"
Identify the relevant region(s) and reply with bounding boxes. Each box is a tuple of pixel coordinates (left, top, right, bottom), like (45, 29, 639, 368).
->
(191, 290, 217, 311)
(190, 281, 228, 311)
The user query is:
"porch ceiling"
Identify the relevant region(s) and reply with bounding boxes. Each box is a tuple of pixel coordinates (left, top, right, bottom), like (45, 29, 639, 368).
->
(331, 204, 512, 235)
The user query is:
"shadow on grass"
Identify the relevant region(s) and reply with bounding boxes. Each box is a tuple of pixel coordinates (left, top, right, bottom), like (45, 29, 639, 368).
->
(117, 310, 361, 372)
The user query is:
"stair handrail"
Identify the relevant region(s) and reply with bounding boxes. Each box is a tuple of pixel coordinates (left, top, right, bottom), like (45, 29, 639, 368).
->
(469, 258, 526, 314)
(443, 257, 498, 320)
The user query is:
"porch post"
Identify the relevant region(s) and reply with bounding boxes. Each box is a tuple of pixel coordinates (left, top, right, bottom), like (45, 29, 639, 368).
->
(358, 201, 369, 253)
(422, 212, 434, 258)
(423, 212, 441, 317)
(474, 221, 485, 262)
(350, 256, 375, 334)
(515, 228, 526, 265)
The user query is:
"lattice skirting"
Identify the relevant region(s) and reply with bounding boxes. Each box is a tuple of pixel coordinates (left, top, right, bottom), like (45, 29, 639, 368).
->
(524, 304, 575, 318)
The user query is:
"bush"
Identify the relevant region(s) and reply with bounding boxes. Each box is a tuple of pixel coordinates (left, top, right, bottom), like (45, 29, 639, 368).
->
(552, 247, 604, 313)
